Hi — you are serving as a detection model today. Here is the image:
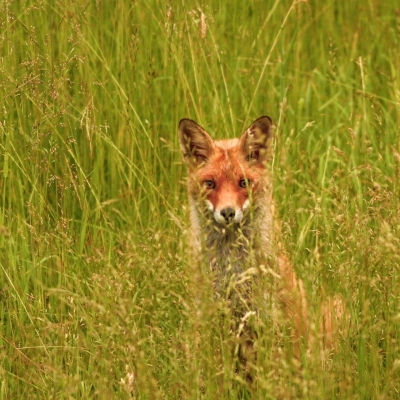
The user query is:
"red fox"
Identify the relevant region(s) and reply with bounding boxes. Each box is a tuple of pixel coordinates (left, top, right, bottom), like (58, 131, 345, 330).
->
(178, 116, 308, 345)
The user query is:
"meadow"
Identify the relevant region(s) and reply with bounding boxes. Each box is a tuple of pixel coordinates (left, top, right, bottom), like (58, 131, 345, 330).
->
(1, 0, 399, 398)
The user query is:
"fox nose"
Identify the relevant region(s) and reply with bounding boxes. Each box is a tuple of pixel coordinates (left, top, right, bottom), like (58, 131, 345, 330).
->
(220, 207, 235, 223)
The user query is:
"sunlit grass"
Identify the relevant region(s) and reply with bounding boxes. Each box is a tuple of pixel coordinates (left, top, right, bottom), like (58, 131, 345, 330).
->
(1, 0, 399, 398)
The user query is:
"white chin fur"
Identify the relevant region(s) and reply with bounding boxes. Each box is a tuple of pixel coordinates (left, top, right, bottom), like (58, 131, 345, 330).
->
(205, 200, 214, 212)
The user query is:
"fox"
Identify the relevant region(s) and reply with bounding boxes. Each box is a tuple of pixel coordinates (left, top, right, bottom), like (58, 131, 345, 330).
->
(178, 116, 308, 347)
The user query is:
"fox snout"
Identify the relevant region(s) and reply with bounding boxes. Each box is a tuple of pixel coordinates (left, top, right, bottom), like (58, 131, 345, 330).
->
(206, 199, 249, 225)
(220, 207, 235, 223)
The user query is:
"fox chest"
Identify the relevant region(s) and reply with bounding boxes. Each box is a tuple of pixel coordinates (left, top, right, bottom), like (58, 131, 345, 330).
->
(202, 226, 264, 291)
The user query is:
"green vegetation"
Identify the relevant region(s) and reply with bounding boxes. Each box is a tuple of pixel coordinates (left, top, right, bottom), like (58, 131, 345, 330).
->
(1, 0, 399, 398)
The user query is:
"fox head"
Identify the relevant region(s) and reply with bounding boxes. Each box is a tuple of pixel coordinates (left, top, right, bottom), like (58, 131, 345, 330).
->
(179, 116, 273, 226)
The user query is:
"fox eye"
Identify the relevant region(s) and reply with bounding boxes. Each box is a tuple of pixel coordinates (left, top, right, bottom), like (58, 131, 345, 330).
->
(239, 179, 250, 188)
(204, 180, 215, 189)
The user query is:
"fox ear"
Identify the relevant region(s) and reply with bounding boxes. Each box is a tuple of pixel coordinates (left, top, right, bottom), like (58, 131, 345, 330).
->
(178, 119, 215, 166)
(239, 116, 273, 164)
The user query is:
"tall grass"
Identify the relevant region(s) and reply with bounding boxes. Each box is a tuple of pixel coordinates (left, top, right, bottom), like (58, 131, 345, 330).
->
(1, 0, 399, 398)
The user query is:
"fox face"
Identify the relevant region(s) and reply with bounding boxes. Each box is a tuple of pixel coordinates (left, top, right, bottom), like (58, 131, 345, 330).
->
(179, 117, 273, 227)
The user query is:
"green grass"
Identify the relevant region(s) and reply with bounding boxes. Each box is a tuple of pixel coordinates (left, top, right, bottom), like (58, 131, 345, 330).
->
(1, 0, 400, 398)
